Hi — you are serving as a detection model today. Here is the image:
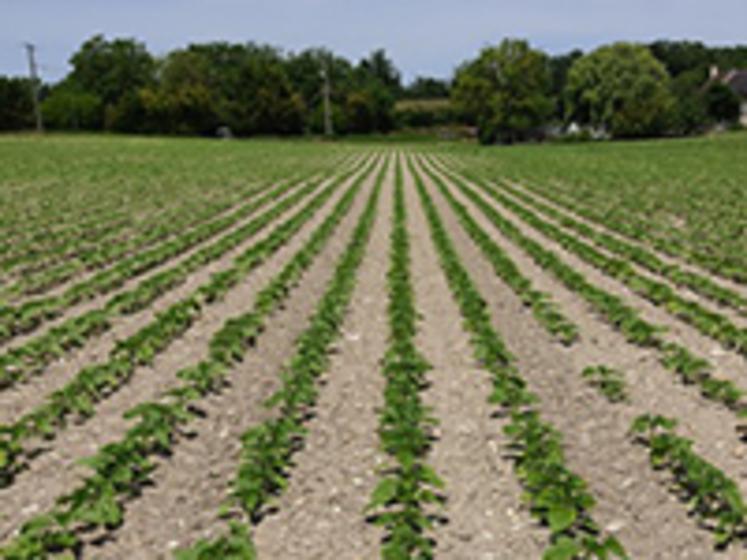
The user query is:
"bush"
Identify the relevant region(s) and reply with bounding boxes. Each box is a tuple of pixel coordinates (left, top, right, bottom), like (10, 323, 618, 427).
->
(42, 86, 103, 130)
(0, 77, 34, 131)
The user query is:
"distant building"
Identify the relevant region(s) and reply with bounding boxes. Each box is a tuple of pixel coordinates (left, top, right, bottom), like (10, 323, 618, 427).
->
(709, 66, 747, 126)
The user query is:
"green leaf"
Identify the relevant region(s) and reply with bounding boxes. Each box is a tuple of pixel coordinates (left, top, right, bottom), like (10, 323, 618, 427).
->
(548, 505, 577, 533)
(543, 536, 583, 560)
(602, 536, 628, 558)
(368, 477, 398, 510)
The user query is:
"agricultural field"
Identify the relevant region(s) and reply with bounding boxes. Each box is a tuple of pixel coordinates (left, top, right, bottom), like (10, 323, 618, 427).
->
(0, 132, 745, 559)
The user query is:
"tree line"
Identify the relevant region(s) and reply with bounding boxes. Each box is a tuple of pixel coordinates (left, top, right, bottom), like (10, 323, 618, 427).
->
(453, 39, 746, 144)
(0, 35, 745, 143)
(2, 36, 409, 136)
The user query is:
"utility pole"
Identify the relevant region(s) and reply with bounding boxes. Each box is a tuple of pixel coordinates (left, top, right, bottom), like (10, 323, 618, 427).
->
(24, 42, 44, 132)
(321, 62, 333, 137)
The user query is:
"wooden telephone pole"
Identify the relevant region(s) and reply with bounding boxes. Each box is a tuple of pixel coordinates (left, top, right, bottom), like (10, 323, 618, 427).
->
(24, 43, 44, 132)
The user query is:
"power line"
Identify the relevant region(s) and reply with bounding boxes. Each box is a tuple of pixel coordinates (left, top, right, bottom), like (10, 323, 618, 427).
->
(24, 42, 44, 133)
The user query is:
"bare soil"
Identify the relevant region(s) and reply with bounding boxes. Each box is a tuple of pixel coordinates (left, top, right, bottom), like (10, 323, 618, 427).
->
(251, 156, 394, 560)
(0, 166, 359, 426)
(0, 159, 379, 543)
(502, 178, 747, 305)
(418, 156, 747, 558)
(405, 159, 548, 559)
(490, 180, 747, 328)
(2, 150, 746, 560)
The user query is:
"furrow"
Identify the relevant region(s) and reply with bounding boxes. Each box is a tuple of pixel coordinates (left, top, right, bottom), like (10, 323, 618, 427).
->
(0, 175, 329, 422)
(499, 177, 747, 306)
(170, 155, 387, 560)
(446, 164, 747, 360)
(0, 157, 379, 491)
(80, 157, 383, 559)
(2, 179, 270, 305)
(417, 157, 743, 558)
(472, 173, 747, 324)
(409, 156, 627, 559)
(0, 155, 382, 553)
(404, 155, 547, 557)
(431, 162, 747, 407)
(0, 158, 366, 396)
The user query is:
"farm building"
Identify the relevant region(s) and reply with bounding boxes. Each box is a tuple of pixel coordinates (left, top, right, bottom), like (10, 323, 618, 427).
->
(710, 65, 747, 125)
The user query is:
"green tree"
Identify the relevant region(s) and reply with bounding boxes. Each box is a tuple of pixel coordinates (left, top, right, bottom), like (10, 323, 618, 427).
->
(105, 90, 149, 132)
(704, 82, 741, 123)
(549, 50, 583, 118)
(42, 81, 103, 130)
(357, 49, 401, 98)
(151, 42, 304, 136)
(68, 35, 156, 129)
(227, 43, 305, 135)
(35, 36, 402, 137)
(668, 68, 709, 135)
(452, 39, 555, 144)
(285, 48, 399, 134)
(343, 82, 395, 133)
(145, 84, 217, 135)
(565, 43, 675, 138)
(649, 40, 709, 78)
(402, 76, 450, 99)
(142, 49, 222, 134)
(343, 90, 376, 133)
(286, 48, 354, 133)
(0, 76, 34, 130)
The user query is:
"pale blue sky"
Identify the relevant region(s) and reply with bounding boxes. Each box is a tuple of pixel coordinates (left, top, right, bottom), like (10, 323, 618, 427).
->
(2, 0, 746, 83)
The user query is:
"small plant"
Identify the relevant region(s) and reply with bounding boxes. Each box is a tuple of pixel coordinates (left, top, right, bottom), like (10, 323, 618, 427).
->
(365, 157, 444, 559)
(0, 162, 371, 489)
(179, 157, 385, 556)
(582, 365, 628, 403)
(631, 414, 747, 547)
(420, 159, 579, 346)
(433, 161, 746, 419)
(0, 161, 380, 557)
(410, 158, 626, 560)
(448, 161, 747, 358)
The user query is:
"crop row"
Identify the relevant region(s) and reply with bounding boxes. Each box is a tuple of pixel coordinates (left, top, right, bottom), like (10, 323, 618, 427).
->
(416, 158, 578, 345)
(0, 159, 143, 249)
(175, 159, 386, 559)
(0, 158, 378, 488)
(489, 178, 747, 318)
(410, 158, 626, 559)
(462, 160, 747, 286)
(433, 159, 747, 358)
(0, 162, 360, 390)
(431, 163, 745, 415)
(0, 195, 197, 287)
(0, 171, 309, 342)
(0, 207, 132, 276)
(631, 414, 747, 547)
(364, 156, 444, 559)
(0, 151, 356, 292)
(0, 156, 380, 559)
(581, 366, 628, 403)
(425, 159, 747, 553)
(5, 150, 357, 295)
(0, 196, 125, 251)
(2, 179, 268, 300)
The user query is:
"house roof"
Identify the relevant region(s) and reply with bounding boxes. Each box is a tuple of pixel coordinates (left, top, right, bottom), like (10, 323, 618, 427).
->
(723, 70, 747, 98)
